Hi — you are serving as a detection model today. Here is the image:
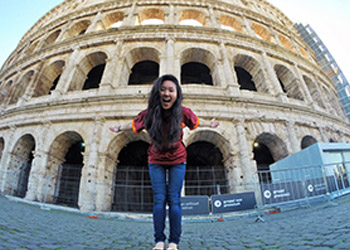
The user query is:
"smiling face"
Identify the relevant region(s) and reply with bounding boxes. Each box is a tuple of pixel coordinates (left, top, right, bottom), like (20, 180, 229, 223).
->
(160, 80, 178, 110)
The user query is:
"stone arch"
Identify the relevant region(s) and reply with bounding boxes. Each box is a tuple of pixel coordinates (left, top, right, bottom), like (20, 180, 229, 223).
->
(301, 135, 317, 149)
(98, 11, 124, 30)
(46, 131, 85, 207)
(234, 54, 268, 93)
(33, 60, 65, 97)
(220, 15, 243, 32)
(278, 34, 297, 53)
(303, 75, 325, 109)
(253, 132, 289, 183)
(9, 70, 34, 105)
(69, 51, 108, 91)
(180, 48, 218, 86)
(0, 80, 13, 104)
(41, 29, 61, 48)
(106, 131, 151, 211)
(121, 47, 161, 86)
(298, 46, 310, 60)
(321, 85, 341, 115)
(137, 8, 165, 25)
(63, 20, 91, 40)
(112, 140, 152, 212)
(251, 23, 274, 43)
(6, 134, 35, 198)
(179, 9, 206, 26)
(274, 64, 304, 101)
(26, 40, 40, 56)
(184, 130, 230, 195)
(128, 61, 159, 85)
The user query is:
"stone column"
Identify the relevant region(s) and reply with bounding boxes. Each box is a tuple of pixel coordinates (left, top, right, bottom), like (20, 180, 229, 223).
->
(164, 37, 176, 75)
(219, 42, 240, 95)
(50, 48, 83, 96)
(100, 40, 124, 91)
(95, 153, 118, 211)
(287, 121, 299, 154)
(208, 5, 219, 28)
(166, 4, 175, 24)
(18, 61, 45, 105)
(234, 119, 257, 185)
(124, 2, 137, 26)
(0, 126, 17, 194)
(241, 15, 256, 37)
(25, 148, 48, 201)
(260, 51, 288, 102)
(292, 63, 314, 106)
(86, 12, 103, 33)
(79, 117, 104, 212)
(319, 127, 329, 142)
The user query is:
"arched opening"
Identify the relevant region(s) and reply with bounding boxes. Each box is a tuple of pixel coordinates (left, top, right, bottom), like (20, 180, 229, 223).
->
(186, 141, 227, 196)
(55, 140, 85, 208)
(181, 62, 213, 85)
(220, 15, 243, 32)
(235, 66, 257, 91)
(42, 29, 61, 48)
(138, 9, 165, 25)
(34, 60, 65, 97)
(274, 64, 304, 101)
(63, 20, 91, 40)
(234, 54, 268, 93)
(253, 133, 289, 183)
(122, 47, 160, 86)
(69, 52, 107, 91)
(82, 64, 106, 90)
(180, 48, 218, 86)
(9, 71, 34, 105)
(251, 23, 274, 43)
(7, 134, 35, 197)
(0, 80, 13, 104)
(26, 40, 40, 56)
(278, 34, 297, 53)
(303, 75, 325, 109)
(112, 140, 152, 213)
(179, 10, 206, 26)
(253, 142, 274, 183)
(98, 11, 124, 30)
(128, 60, 159, 85)
(45, 132, 85, 206)
(301, 136, 317, 149)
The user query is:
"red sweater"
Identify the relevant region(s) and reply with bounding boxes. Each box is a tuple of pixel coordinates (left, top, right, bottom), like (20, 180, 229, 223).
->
(131, 106, 199, 165)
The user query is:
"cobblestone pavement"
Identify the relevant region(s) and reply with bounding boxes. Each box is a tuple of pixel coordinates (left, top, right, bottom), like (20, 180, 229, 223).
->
(0, 195, 350, 250)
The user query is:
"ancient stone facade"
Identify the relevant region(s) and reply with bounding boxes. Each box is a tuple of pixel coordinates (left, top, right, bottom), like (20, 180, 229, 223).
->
(0, 0, 349, 212)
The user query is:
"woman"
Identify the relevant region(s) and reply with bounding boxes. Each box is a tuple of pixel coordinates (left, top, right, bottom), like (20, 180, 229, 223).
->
(110, 74, 219, 250)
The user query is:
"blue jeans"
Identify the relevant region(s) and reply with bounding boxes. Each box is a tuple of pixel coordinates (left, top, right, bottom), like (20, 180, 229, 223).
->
(148, 163, 186, 245)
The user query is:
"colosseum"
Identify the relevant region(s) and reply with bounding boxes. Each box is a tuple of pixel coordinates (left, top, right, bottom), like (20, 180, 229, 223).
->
(0, 0, 349, 213)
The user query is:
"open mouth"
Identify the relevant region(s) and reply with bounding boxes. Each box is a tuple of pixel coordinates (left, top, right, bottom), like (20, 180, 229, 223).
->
(162, 98, 171, 103)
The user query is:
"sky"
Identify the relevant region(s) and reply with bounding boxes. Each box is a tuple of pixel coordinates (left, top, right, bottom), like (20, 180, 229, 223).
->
(0, 0, 349, 80)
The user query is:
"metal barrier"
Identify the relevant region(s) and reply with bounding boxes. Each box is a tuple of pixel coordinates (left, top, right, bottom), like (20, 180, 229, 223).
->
(0, 161, 349, 215)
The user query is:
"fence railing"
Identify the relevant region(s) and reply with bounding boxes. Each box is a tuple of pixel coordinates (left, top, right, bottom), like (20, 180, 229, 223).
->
(1, 161, 349, 215)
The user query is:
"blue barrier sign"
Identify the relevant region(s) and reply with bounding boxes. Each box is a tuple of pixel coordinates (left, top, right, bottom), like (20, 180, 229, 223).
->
(261, 181, 304, 205)
(181, 196, 210, 215)
(305, 178, 327, 197)
(211, 192, 257, 214)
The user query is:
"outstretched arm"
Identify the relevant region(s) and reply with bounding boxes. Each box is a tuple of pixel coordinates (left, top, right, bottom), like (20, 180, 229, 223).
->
(109, 121, 132, 133)
(198, 118, 219, 128)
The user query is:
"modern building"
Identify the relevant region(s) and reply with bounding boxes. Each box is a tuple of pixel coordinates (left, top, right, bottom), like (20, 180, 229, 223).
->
(0, 0, 349, 213)
(295, 23, 350, 122)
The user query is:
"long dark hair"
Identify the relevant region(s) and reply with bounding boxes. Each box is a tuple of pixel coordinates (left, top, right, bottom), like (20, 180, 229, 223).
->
(145, 74, 183, 151)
